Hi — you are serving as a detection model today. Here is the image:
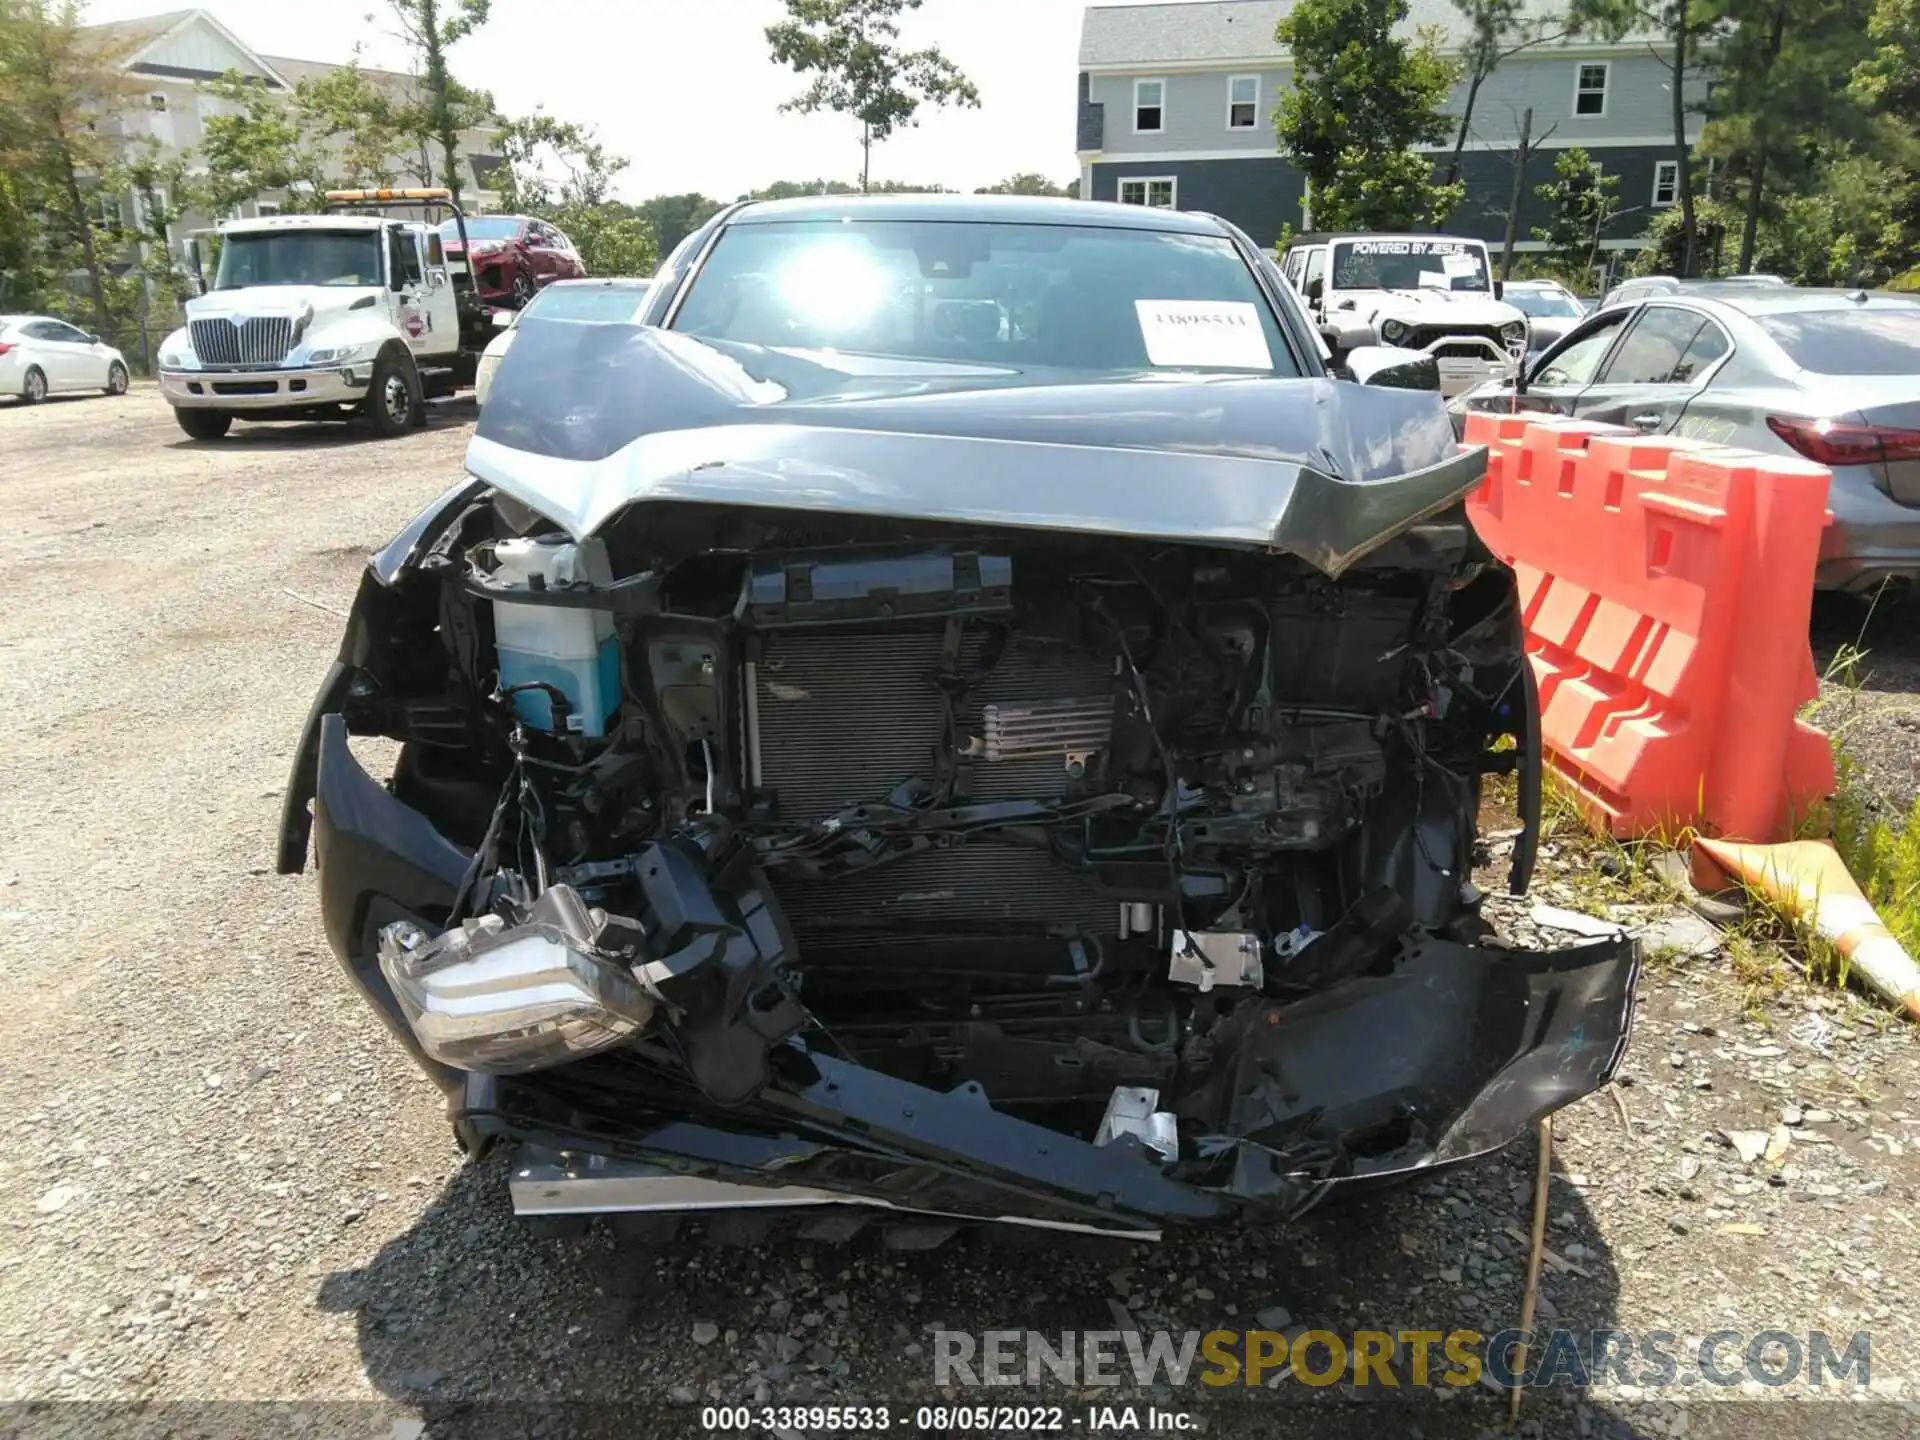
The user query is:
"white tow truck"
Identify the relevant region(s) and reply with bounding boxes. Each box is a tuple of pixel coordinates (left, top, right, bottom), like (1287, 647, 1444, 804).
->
(1279, 233, 1530, 396)
(159, 188, 503, 441)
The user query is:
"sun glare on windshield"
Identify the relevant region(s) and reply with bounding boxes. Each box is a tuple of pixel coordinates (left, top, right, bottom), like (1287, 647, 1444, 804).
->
(776, 240, 889, 336)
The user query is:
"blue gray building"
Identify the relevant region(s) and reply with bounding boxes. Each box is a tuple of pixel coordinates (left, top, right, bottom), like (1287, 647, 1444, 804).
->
(1076, 0, 1703, 258)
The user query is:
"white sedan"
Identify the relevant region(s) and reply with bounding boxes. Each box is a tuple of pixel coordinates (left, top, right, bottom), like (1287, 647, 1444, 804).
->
(0, 314, 131, 403)
(474, 277, 655, 407)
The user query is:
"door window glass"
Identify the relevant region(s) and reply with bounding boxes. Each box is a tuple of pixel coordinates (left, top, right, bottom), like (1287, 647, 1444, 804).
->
(1670, 319, 1730, 383)
(1533, 313, 1630, 388)
(1596, 306, 1706, 384)
(390, 228, 423, 287)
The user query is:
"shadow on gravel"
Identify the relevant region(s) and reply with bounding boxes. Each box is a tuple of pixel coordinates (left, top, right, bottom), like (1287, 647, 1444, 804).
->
(319, 1137, 1637, 1438)
(1811, 586, 1920, 673)
(163, 409, 475, 452)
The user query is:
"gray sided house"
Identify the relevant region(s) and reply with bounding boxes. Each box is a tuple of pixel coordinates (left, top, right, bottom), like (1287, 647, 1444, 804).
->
(1076, 0, 1703, 260)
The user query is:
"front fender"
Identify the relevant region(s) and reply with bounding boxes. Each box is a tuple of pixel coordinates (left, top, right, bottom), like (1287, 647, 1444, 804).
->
(157, 324, 193, 368)
(302, 314, 406, 362)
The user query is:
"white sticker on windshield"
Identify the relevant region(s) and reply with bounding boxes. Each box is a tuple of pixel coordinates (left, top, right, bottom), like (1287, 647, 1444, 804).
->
(1417, 270, 1448, 289)
(1134, 300, 1272, 369)
(1442, 252, 1479, 277)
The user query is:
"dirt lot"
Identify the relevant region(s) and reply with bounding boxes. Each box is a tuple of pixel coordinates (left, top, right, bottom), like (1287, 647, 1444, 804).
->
(2, 387, 1918, 1439)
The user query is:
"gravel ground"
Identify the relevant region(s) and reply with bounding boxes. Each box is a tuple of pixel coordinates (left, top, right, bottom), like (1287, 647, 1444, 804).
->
(2, 388, 1917, 1440)
(1809, 590, 1920, 828)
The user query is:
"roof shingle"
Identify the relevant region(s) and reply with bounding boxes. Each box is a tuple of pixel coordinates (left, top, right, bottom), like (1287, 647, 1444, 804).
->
(1079, 0, 1624, 67)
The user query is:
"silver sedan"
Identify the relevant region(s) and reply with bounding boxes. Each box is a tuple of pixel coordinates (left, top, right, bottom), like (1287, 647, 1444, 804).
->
(1450, 288, 1920, 593)
(1501, 279, 1588, 355)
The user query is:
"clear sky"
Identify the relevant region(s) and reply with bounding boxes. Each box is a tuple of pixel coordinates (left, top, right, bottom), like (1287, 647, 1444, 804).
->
(83, 0, 1212, 200)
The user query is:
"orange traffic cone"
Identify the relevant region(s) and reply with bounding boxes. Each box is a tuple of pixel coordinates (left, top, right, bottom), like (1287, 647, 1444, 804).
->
(1694, 837, 1920, 1022)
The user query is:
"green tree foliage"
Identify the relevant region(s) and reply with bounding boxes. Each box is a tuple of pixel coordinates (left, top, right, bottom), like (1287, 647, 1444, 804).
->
(974, 173, 1076, 197)
(1530, 146, 1620, 289)
(198, 73, 327, 215)
(387, 0, 493, 207)
(1700, 0, 1877, 272)
(1272, 0, 1465, 232)
(497, 115, 656, 276)
(1850, 0, 1920, 255)
(0, 0, 132, 330)
(116, 141, 200, 307)
(631, 193, 726, 256)
(765, 0, 980, 192)
(198, 62, 407, 215)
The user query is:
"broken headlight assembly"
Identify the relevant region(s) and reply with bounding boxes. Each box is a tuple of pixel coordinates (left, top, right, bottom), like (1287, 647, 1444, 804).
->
(377, 885, 657, 1074)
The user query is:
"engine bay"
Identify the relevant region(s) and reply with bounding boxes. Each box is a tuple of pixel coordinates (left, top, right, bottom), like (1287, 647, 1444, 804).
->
(337, 492, 1537, 1153)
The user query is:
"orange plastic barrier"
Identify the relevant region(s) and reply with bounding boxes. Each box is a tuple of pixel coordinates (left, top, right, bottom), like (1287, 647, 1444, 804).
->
(1463, 413, 1834, 843)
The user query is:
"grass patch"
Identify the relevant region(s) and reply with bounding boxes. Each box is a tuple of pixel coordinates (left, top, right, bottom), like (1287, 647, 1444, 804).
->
(1828, 756, 1920, 956)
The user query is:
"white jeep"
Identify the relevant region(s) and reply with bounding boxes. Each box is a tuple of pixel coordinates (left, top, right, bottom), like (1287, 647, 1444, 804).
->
(1281, 234, 1529, 396)
(159, 190, 494, 441)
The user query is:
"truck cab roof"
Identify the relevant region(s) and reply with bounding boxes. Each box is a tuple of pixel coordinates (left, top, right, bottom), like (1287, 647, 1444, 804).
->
(220, 214, 394, 236)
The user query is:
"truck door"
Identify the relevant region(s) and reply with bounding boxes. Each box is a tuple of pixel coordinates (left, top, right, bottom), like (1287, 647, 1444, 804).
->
(416, 228, 459, 357)
(386, 224, 431, 357)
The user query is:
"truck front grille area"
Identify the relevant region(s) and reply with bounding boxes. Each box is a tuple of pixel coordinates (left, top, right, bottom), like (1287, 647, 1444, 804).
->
(190, 316, 295, 368)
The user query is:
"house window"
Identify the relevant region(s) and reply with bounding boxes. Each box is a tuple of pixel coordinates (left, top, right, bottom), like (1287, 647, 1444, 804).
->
(1227, 75, 1259, 130)
(1651, 160, 1679, 208)
(148, 92, 168, 112)
(1133, 78, 1165, 134)
(93, 194, 122, 229)
(1118, 177, 1176, 209)
(256, 202, 281, 217)
(1575, 62, 1609, 117)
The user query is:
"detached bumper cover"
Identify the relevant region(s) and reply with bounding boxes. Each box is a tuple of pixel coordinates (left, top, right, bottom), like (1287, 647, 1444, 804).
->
(290, 702, 1637, 1229)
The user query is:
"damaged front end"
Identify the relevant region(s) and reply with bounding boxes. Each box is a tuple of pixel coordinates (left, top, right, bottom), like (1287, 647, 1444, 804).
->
(279, 409, 1636, 1238)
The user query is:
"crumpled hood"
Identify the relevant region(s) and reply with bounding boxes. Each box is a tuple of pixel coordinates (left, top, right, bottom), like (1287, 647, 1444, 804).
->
(1349, 289, 1528, 329)
(465, 324, 1488, 577)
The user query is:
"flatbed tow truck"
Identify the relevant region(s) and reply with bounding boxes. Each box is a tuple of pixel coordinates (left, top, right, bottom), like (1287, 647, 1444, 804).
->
(158, 187, 507, 440)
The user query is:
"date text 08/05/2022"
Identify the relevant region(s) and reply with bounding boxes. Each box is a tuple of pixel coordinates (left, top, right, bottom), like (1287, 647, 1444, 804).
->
(699, 1405, 1196, 1432)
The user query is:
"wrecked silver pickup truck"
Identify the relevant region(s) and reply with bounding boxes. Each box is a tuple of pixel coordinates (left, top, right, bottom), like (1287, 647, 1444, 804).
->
(276, 196, 1637, 1240)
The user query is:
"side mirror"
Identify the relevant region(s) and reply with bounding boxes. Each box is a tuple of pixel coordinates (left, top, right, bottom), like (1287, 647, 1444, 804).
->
(183, 236, 205, 294)
(1493, 279, 1504, 300)
(87, 333, 102, 345)
(1343, 345, 1441, 391)
(1304, 276, 1323, 306)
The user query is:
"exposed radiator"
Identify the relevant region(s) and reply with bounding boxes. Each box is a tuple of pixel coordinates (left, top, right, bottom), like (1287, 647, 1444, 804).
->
(190, 315, 295, 368)
(750, 624, 1115, 821)
(771, 845, 1121, 939)
(751, 622, 1120, 933)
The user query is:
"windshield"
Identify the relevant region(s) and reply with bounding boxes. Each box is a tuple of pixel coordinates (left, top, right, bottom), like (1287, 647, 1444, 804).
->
(1507, 288, 1584, 318)
(214, 230, 382, 289)
(523, 283, 653, 324)
(671, 219, 1299, 375)
(442, 217, 521, 243)
(1758, 308, 1920, 376)
(1331, 239, 1490, 293)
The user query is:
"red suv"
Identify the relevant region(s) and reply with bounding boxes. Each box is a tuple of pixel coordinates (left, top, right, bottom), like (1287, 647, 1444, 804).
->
(438, 215, 587, 309)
